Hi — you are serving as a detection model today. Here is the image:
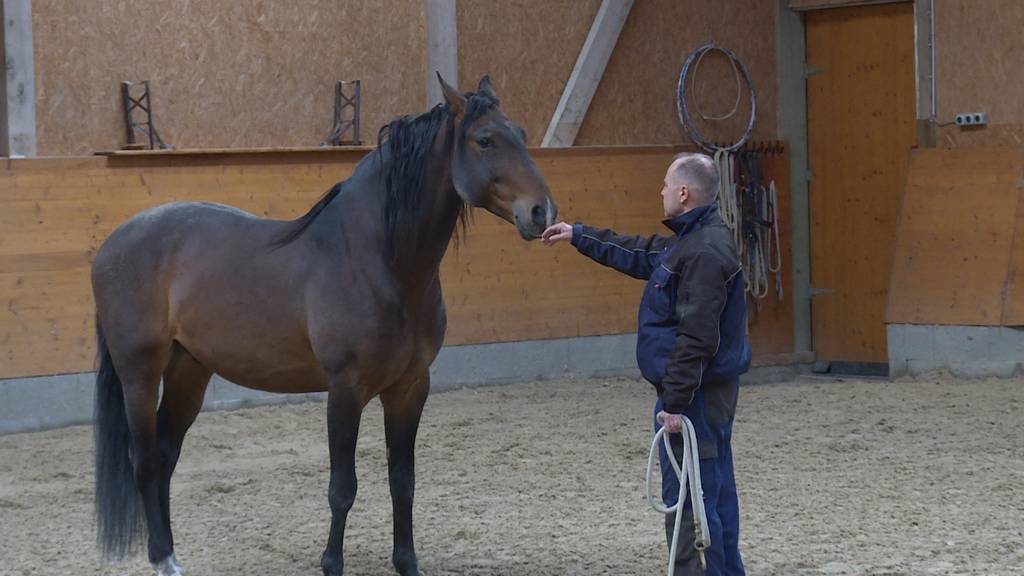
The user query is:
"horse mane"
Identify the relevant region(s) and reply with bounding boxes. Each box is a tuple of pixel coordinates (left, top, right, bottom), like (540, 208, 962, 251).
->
(271, 181, 345, 247)
(272, 91, 499, 253)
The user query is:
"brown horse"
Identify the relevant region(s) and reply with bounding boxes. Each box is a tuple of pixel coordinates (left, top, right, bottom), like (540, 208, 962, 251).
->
(92, 75, 556, 576)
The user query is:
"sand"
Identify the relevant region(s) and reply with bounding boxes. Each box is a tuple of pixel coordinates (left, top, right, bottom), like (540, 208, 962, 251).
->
(1, 374, 1021, 575)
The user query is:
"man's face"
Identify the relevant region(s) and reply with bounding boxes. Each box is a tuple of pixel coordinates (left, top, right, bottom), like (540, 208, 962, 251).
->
(661, 166, 686, 218)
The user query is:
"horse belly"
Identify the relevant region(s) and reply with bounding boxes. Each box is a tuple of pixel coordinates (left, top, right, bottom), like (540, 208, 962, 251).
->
(193, 342, 327, 393)
(174, 321, 327, 394)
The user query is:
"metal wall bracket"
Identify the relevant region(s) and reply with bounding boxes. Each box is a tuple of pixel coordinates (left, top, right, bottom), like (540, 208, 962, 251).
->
(803, 65, 829, 78)
(808, 285, 834, 298)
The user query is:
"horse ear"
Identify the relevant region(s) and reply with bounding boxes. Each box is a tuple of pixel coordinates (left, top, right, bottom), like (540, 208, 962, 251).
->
(477, 75, 497, 99)
(437, 72, 466, 116)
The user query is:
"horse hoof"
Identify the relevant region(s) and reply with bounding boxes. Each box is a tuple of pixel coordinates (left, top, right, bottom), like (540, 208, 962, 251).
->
(153, 553, 185, 576)
(393, 552, 420, 576)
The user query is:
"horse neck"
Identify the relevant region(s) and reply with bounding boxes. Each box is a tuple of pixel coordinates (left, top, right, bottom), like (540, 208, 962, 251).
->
(397, 131, 462, 289)
(342, 122, 460, 296)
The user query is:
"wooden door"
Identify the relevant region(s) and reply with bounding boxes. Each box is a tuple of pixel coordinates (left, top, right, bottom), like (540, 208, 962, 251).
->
(806, 2, 917, 364)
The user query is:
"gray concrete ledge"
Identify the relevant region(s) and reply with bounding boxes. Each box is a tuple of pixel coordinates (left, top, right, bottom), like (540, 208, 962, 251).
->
(0, 333, 809, 435)
(888, 324, 1024, 378)
(0, 334, 640, 435)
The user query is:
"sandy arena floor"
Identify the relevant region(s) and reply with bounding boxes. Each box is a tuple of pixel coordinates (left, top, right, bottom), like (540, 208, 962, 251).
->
(1, 374, 1021, 575)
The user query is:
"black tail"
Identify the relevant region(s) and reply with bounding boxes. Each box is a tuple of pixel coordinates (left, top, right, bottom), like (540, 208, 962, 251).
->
(94, 317, 143, 559)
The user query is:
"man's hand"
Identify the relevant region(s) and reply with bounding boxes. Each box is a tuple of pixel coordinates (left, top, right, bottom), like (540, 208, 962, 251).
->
(656, 410, 684, 433)
(542, 222, 573, 246)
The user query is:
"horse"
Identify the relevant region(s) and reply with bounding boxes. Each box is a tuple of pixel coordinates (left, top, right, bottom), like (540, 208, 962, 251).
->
(91, 74, 556, 576)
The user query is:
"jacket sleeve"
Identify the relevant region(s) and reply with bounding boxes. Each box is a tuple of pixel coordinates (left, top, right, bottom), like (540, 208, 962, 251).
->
(570, 223, 672, 280)
(661, 250, 730, 413)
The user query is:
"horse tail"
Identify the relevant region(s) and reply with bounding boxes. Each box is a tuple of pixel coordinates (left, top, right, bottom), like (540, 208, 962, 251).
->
(93, 315, 144, 559)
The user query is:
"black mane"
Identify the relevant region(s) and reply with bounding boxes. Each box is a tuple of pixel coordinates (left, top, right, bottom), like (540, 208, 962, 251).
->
(272, 91, 499, 253)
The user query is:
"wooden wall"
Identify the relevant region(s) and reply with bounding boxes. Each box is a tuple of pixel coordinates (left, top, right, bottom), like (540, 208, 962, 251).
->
(888, 148, 1024, 326)
(27, 0, 782, 155)
(805, 3, 916, 362)
(32, 0, 426, 155)
(456, 0, 602, 147)
(574, 0, 778, 147)
(790, 0, 1024, 151)
(458, 0, 780, 147)
(0, 146, 793, 380)
(789, 0, 905, 9)
(934, 0, 1024, 148)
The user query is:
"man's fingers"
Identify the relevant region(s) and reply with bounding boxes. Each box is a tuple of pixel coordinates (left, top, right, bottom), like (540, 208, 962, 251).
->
(541, 226, 570, 246)
(542, 224, 564, 239)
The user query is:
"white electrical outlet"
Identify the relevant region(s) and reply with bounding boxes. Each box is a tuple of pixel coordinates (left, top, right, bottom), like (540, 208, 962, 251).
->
(955, 112, 988, 126)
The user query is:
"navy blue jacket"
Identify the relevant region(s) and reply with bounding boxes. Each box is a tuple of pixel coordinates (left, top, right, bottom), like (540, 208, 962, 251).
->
(571, 204, 751, 413)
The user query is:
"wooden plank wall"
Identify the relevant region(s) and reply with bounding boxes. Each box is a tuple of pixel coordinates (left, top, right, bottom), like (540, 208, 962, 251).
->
(0, 146, 793, 380)
(805, 3, 917, 362)
(888, 147, 1024, 326)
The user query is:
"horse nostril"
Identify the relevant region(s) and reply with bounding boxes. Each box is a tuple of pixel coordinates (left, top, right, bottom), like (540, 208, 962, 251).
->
(531, 204, 545, 225)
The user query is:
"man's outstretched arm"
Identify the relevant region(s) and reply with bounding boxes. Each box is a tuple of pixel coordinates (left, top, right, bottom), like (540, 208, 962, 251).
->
(542, 221, 671, 280)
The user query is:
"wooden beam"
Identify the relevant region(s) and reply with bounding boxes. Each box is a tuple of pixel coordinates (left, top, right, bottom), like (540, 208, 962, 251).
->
(776, 0, 812, 353)
(0, 0, 36, 156)
(541, 0, 632, 148)
(425, 0, 458, 108)
(788, 0, 909, 10)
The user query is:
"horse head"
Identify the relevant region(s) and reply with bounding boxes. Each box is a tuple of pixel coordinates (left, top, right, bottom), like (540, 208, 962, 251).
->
(438, 74, 557, 240)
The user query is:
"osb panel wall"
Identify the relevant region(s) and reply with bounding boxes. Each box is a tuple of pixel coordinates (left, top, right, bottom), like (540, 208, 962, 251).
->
(457, 0, 777, 147)
(789, 0, 906, 9)
(0, 147, 794, 379)
(935, 0, 1024, 147)
(575, 0, 778, 146)
(456, 0, 602, 146)
(32, 1, 426, 156)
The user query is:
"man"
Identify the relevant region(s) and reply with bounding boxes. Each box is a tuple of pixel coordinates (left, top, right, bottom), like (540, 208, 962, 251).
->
(542, 153, 750, 575)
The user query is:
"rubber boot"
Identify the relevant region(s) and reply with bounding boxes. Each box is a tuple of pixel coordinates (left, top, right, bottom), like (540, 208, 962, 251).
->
(664, 509, 705, 575)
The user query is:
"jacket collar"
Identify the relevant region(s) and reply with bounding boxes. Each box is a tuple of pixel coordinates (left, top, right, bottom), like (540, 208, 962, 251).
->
(662, 203, 718, 236)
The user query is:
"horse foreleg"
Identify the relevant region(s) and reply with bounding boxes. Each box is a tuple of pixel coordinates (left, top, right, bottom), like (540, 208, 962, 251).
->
(321, 374, 366, 576)
(381, 374, 429, 576)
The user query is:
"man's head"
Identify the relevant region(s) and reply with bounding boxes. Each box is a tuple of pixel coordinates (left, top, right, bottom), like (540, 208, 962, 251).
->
(660, 152, 719, 218)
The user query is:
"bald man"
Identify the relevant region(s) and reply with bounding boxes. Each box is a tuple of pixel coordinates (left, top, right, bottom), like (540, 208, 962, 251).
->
(543, 153, 750, 575)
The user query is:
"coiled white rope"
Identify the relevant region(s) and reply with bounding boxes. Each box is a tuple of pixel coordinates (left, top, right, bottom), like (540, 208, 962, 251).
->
(714, 149, 741, 252)
(767, 179, 783, 300)
(715, 148, 785, 303)
(646, 418, 710, 575)
(690, 45, 742, 122)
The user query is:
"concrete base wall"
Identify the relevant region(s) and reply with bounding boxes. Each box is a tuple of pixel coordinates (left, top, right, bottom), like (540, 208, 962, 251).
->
(888, 324, 1024, 378)
(0, 334, 642, 435)
(0, 333, 815, 435)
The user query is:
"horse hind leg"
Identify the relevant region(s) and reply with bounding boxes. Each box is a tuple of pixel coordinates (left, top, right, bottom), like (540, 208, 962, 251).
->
(108, 334, 179, 575)
(153, 343, 213, 575)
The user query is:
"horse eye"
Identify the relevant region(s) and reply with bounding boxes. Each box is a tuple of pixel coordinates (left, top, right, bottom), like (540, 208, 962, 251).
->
(477, 137, 492, 149)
